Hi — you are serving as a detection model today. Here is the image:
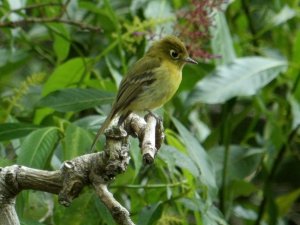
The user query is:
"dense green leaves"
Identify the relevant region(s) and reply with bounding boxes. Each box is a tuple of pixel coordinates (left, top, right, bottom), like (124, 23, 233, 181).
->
(1, 0, 299, 225)
(188, 57, 287, 104)
(38, 88, 114, 112)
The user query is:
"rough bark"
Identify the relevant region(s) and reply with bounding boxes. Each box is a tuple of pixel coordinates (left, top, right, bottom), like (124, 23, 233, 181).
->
(0, 113, 164, 225)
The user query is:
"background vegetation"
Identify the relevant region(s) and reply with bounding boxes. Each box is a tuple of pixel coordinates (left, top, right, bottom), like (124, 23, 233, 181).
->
(0, 0, 299, 224)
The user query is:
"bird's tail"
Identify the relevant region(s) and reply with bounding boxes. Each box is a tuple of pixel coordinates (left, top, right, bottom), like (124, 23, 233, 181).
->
(89, 110, 116, 152)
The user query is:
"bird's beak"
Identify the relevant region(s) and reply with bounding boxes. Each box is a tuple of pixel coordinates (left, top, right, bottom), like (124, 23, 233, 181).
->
(184, 56, 198, 64)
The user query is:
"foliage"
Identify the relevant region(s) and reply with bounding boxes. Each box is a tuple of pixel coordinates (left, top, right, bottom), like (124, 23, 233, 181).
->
(1, 0, 300, 224)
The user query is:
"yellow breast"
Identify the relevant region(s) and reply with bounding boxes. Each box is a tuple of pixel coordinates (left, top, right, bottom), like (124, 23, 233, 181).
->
(129, 60, 182, 111)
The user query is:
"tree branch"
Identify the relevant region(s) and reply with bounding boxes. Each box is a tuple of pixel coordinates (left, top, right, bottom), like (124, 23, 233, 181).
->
(0, 113, 164, 225)
(0, 0, 102, 33)
(0, 17, 102, 32)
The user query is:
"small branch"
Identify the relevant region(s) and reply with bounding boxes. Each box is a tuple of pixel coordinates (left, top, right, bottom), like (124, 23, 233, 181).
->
(142, 114, 158, 164)
(125, 113, 164, 164)
(93, 184, 134, 225)
(111, 180, 187, 189)
(0, 17, 102, 32)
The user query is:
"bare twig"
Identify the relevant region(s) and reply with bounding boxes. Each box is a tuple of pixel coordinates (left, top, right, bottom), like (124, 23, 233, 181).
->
(0, 0, 102, 33)
(0, 17, 102, 32)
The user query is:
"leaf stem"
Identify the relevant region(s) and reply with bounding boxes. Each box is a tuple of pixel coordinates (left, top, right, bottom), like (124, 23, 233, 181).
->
(241, 0, 259, 49)
(110, 180, 187, 189)
(219, 98, 236, 218)
(254, 126, 298, 225)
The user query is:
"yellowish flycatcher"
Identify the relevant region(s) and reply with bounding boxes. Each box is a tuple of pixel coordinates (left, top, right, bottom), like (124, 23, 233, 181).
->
(91, 35, 197, 151)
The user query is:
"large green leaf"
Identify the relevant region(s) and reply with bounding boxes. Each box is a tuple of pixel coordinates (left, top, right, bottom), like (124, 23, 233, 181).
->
(38, 88, 114, 112)
(50, 23, 70, 62)
(62, 123, 93, 160)
(172, 117, 217, 194)
(208, 145, 264, 181)
(188, 57, 287, 104)
(0, 123, 39, 141)
(42, 58, 91, 96)
(158, 145, 199, 177)
(270, 5, 296, 27)
(17, 127, 60, 169)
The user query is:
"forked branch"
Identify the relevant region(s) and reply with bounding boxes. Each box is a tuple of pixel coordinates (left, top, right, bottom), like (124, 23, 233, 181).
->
(0, 113, 164, 225)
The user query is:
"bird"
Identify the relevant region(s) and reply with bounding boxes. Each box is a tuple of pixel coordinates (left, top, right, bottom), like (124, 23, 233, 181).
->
(90, 35, 197, 151)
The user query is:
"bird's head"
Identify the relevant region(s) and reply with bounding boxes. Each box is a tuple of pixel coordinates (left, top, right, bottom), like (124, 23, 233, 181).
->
(147, 35, 197, 69)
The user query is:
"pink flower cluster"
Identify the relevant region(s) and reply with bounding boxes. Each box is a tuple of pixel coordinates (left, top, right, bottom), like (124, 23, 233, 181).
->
(176, 0, 226, 60)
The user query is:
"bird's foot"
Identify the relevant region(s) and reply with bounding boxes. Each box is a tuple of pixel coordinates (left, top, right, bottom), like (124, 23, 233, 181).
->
(145, 110, 162, 123)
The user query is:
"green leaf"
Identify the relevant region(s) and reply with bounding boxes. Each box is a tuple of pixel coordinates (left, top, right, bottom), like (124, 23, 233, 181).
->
(229, 180, 257, 199)
(137, 202, 163, 225)
(233, 205, 257, 220)
(53, 192, 99, 225)
(63, 123, 93, 160)
(94, 199, 116, 225)
(130, 139, 142, 178)
(42, 58, 91, 96)
(105, 57, 122, 86)
(144, 0, 174, 33)
(188, 57, 287, 104)
(74, 115, 106, 131)
(20, 220, 45, 225)
(78, 2, 115, 32)
(0, 157, 13, 167)
(211, 10, 236, 65)
(209, 145, 264, 181)
(276, 188, 300, 217)
(50, 24, 70, 62)
(0, 48, 29, 75)
(17, 127, 60, 169)
(172, 117, 217, 193)
(288, 94, 300, 130)
(0, 123, 40, 141)
(158, 145, 199, 177)
(271, 5, 296, 27)
(38, 88, 114, 112)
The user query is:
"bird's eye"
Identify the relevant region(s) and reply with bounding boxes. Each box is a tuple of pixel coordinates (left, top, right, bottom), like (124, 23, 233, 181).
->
(170, 49, 179, 59)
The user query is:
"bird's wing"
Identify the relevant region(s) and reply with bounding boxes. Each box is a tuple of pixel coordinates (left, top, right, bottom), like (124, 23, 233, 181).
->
(89, 57, 160, 152)
(113, 56, 161, 113)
